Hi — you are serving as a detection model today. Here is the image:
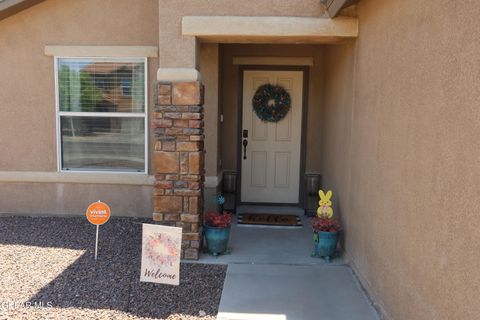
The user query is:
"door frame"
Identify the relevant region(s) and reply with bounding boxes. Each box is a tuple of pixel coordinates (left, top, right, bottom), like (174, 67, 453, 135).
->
(236, 65, 310, 207)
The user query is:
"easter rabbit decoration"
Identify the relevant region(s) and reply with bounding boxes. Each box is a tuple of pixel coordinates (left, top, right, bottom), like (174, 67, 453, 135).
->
(312, 189, 341, 262)
(317, 190, 334, 218)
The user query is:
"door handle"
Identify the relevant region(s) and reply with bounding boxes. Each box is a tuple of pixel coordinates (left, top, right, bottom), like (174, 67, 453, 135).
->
(242, 139, 248, 160)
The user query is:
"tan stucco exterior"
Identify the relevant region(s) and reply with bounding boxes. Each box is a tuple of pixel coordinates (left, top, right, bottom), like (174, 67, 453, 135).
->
(321, 0, 480, 319)
(0, 0, 159, 216)
(199, 43, 220, 179)
(1, 0, 479, 317)
(0, 0, 332, 215)
(0, 0, 158, 172)
(0, 183, 153, 217)
(158, 0, 327, 68)
(199, 43, 222, 211)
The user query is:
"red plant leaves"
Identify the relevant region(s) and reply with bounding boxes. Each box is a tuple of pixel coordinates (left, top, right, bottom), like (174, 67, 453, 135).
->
(204, 211, 232, 228)
(312, 216, 341, 233)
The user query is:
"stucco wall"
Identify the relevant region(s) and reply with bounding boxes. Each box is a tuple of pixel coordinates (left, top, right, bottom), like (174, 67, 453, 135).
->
(0, 183, 153, 217)
(0, 0, 158, 216)
(199, 43, 220, 178)
(321, 0, 480, 319)
(321, 43, 355, 236)
(158, 0, 326, 68)
(221, 44, 324, 175)
(199, 43, 222, 211)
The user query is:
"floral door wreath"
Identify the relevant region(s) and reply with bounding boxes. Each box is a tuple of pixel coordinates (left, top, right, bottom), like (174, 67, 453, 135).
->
(252, 84, 291, 122)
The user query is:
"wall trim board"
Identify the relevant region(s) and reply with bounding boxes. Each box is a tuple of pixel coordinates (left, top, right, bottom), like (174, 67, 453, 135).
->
(0, 171, 155, 186)
(233, 56, 314, 66)
(183, 16, 358, 44)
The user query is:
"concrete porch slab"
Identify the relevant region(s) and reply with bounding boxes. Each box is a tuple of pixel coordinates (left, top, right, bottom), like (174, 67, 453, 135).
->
(198, 206, 345, 265)
(217, 264, 379, 320)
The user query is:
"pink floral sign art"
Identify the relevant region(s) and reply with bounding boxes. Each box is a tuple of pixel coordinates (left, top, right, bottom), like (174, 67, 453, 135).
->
(140, 224, 182, 285)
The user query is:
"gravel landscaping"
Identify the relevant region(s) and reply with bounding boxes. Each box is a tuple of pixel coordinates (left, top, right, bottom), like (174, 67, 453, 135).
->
(0, 216, 227, 320)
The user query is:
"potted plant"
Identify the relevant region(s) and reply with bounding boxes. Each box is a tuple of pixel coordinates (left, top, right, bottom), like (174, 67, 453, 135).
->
(311, 190, 342, 262)
(203, 210, 232, 256)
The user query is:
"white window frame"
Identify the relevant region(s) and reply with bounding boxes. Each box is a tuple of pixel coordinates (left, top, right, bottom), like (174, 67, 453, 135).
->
(54, 56, 148, 174)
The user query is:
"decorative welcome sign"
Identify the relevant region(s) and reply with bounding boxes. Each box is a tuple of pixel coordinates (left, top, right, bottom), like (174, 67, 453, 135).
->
(140, 224, 182, 286)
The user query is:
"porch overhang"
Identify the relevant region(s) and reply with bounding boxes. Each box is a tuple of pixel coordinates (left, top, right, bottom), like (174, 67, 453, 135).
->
(182, 16, 358, 44)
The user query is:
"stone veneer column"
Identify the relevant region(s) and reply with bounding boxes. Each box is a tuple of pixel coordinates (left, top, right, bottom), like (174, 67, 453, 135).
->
(152, 81, 204, 260)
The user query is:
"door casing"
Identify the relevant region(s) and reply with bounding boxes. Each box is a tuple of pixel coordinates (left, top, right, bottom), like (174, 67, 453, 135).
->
(236, 65, 309, 207)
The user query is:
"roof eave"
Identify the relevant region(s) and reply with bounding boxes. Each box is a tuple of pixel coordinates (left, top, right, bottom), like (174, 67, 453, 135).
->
(322, 0, 358, 17)
(0, 0, 45, 21)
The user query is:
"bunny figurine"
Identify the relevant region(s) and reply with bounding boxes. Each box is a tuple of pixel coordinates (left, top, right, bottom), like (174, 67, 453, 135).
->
(317, 190, 334, 218)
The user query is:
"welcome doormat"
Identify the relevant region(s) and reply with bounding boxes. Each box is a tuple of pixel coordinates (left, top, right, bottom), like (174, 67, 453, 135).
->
(237, 213, 302, 228)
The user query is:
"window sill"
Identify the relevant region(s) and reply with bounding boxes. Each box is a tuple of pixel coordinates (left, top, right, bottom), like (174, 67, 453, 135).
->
(0, 171, 154, 186)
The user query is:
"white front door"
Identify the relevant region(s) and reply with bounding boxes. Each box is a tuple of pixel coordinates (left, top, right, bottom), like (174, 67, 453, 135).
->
(241, 70, 304, 203)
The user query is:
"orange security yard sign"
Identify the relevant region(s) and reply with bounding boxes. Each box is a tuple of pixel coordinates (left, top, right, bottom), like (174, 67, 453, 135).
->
(86, 201, 111, 260)
(86, 201, 111, 225)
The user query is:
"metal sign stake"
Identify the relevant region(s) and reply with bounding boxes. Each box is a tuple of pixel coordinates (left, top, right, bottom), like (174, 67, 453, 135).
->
(95, 224, 99, 260)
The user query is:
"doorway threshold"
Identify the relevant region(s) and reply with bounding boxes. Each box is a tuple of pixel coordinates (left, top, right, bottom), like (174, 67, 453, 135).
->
(236, 205, 304, 215)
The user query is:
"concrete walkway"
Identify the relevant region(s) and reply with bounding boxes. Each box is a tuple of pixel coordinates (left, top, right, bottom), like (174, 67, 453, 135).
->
(217, 264, 379, 320)
(200, 206, 380, 320)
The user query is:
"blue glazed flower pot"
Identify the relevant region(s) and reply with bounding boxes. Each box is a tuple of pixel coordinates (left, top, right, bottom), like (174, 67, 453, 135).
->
(313, 231, 339, 262)
(204, 225, 231, 256)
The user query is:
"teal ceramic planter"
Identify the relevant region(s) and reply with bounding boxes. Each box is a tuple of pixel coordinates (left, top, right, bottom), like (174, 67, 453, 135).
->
(204, 225, 231, 256)
(312, 231, 339, 262)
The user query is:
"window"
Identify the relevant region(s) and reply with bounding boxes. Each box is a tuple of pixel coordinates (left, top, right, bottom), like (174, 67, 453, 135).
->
(120, 78, 132, 96)
(55, 57, 147, 172)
